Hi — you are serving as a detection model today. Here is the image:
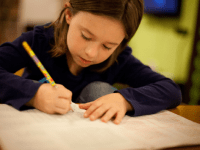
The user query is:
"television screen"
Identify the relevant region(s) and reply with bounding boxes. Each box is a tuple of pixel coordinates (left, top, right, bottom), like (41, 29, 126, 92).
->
(143, 0, 182, 17)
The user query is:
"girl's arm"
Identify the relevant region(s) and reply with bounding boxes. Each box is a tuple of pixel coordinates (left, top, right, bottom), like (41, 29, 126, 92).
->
(79, 47, 182, 124)
(0, 25, 73, 114)
(113, 47, 182, 116)
(0, 31, 43, 110)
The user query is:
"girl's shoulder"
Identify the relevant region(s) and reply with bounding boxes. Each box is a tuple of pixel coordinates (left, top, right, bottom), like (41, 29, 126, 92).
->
(119, 46, 132, 58)
(111, 46, 146, 72)
(31, 23, 54, 40)
(117, 46, 139, 64)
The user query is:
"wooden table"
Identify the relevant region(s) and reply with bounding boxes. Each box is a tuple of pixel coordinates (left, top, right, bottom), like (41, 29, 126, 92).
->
(164, 105, 200, 150)
(0, 105, 199, 150)
(169, 105, 200, 124)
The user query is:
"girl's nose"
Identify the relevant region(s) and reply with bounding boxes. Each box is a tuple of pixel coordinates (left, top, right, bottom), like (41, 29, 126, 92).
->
(85, 43, 99, 59)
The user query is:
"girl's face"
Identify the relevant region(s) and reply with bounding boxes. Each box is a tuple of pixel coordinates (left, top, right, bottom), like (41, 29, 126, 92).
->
(65, 11, 125, 74)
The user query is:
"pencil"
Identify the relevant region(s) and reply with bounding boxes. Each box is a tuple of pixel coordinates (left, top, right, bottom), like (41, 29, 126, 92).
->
(22, 41, 56, 87)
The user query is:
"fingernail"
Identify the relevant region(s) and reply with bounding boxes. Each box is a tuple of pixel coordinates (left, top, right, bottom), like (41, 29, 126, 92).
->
(84, 113, 87, 117)
(115, 120, 120, 124)
(102, 118, 106, 123)
(90, 115, 95, 120)
(102, 117, 107, 122)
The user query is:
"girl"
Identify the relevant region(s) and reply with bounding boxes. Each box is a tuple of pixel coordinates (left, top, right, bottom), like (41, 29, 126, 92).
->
(0, 0, 182, 124)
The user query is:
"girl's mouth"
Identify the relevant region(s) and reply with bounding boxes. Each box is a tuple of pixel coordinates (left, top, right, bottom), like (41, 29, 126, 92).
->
(80, 57, 92, 64)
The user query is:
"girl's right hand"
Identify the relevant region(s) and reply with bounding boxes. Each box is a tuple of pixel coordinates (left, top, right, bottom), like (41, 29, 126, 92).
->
(26, 83, 72, 114)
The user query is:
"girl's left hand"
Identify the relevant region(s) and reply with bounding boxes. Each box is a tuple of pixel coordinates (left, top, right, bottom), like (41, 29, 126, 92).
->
(79, 93, 133, 124)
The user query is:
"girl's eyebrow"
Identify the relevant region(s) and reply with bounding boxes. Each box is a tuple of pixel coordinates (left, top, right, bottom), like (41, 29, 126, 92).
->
(81, 26, 119, 45)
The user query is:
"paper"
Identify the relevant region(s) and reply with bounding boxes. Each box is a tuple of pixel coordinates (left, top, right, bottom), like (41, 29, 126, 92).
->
(0, 103, 200, 150)
(0, 103, 132, 150)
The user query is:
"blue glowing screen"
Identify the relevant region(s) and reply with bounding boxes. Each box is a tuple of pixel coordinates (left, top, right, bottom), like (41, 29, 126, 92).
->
(144, 0, 180, 15)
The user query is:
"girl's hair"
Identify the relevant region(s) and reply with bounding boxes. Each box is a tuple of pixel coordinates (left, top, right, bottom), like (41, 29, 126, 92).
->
(48, 0, 144, 73)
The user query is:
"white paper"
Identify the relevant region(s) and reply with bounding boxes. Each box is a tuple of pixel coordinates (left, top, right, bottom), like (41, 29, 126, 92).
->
(0, 103, 200, 150)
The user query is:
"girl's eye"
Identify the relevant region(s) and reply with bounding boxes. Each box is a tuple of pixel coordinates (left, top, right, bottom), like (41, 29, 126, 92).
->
(103, 45, 111, 50)
(81, 33, 91, 41)
(81, 32, 111, 50)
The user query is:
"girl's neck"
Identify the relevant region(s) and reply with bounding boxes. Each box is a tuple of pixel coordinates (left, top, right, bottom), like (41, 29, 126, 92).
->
(66, 51, 83, 76)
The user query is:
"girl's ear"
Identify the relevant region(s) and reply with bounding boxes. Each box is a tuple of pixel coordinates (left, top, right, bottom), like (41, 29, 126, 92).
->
(64, 2, 73, 24)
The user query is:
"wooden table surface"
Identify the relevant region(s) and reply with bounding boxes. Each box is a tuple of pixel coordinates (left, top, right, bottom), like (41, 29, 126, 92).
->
(169, 105, 200, 124)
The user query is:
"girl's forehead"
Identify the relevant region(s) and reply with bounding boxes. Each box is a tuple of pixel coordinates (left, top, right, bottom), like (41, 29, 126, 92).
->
(72, 11, 126, 39)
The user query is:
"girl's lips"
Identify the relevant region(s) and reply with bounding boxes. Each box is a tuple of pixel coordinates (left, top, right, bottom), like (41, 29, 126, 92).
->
(80, 57, 92, 64)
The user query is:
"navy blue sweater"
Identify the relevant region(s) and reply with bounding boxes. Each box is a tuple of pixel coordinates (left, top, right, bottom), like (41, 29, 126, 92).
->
(0, 25, 182, 116)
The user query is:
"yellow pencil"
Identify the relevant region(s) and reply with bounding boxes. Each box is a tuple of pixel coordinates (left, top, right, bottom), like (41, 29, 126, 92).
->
(22, 41, 56, 87)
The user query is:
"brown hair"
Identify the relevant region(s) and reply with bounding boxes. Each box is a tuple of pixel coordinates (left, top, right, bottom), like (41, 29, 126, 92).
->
(48, 0, 144, 73)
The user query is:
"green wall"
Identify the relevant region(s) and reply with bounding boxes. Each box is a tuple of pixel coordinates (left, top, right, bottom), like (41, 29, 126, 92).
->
(128, 0, 199, 84)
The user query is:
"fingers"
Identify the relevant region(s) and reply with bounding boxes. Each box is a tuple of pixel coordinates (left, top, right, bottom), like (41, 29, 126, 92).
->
(37, 84, 126, 124)
(87, 105, 124, 125)
(79, 102, 93, 109)
(55, 98, 70, 109)
(33, 83, 73, 115)
(54, 84, 73, 114)
(87, 104, 110, 121)
(113, 112, 125, 125)
(56, 84, 72, 99)
(101, 107, 117, 123)
(54, 98, 72, 114)
(83, 101, 103, 118)
(82, 101, 126, 124)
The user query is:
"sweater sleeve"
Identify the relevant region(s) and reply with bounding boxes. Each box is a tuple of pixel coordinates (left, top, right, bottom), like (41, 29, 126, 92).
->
(0, 30, 43, 110)
(113, 47, 182, 116)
